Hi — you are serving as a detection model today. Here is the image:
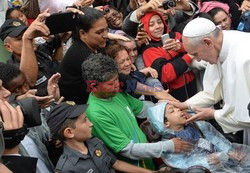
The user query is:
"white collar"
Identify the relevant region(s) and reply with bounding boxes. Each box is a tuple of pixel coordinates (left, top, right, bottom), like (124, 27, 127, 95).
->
(218, 31, 231, 63)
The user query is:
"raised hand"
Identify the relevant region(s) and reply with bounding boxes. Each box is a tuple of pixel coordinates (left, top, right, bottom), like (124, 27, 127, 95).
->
(135, 28, 151, 46)
(47, 73, 61, 101)
(23, 9, 50, 40)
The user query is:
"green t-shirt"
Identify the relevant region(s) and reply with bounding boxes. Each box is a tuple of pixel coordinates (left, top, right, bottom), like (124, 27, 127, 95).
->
(86, 92, 155, 170)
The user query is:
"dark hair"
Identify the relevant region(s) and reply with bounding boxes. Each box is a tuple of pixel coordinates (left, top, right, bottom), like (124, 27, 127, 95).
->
(73, 7, 104, 40)
(106, 42, 128, 59)
(192, 12, 213, 22)
(0, 63, 21, 88)
(57, 118, 78, 141)
(5, 7, 22, 20)
(208, 7, 228, 19)
(81, 53, 118, 83)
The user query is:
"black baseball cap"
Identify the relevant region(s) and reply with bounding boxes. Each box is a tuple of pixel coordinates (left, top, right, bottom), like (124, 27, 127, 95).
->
(0, 19, 28, 41)
(47, 101, 88, 138)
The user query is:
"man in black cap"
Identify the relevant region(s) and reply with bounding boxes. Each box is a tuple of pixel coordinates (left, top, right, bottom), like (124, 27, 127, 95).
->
(0, 11, 60, 97)
(47, 101, 156, 173)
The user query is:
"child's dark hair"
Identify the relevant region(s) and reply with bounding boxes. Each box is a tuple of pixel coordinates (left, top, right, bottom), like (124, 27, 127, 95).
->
(5, 7, 22, 20)
(56, 117, 78, 141)
(192, 12, 213, 22)
(0, 63, 21, 88)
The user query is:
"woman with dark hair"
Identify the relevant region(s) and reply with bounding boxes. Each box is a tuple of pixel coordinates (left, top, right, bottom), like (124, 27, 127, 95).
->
(198, 0, 241, 30)
(59, 7, 108, 104)
(140, 11, 197, 102)
(208, 7, 233, 30)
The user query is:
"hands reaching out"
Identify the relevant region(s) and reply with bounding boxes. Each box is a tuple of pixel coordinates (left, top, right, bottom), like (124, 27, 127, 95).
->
(140, 67, 158, 78)
(47, 73, 61, 102)
(185, 107, 215, 124)
(136, 28, 151, 46)
(240, 1, 250, 13)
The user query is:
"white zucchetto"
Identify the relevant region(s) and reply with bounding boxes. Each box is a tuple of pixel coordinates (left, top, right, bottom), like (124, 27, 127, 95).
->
(183, 18, 216, 37)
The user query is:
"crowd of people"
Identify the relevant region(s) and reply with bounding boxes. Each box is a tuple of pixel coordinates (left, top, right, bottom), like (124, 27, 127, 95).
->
(0, 0, 250, 172)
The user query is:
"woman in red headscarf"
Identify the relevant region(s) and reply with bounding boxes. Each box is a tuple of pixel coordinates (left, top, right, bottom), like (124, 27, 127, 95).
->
(141, 11, 196, 101)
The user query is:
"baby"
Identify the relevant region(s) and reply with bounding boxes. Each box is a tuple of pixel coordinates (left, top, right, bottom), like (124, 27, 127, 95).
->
(147, 102, 250, 173)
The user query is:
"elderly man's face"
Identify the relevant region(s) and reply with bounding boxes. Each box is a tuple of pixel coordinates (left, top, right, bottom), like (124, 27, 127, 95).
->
(183, 36, 219, 64)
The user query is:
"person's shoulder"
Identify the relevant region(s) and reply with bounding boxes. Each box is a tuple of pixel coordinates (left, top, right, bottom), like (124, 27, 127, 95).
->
(55, 153, 71, 172)
(86, 137, 111, 154)
(56, 153, 68, 166)
(87, 137, 104, 145)
(86, 94, 103, 107)
(63, 40, 92, 60)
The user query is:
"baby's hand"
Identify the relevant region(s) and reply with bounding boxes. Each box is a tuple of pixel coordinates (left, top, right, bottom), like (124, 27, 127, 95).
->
(148, 67, 158, 78)
(140, 67, 158, 78)
(131, 64, 137, 71)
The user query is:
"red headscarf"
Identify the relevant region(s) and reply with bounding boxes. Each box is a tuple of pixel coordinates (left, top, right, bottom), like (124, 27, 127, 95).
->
(140, 11, 170, 42)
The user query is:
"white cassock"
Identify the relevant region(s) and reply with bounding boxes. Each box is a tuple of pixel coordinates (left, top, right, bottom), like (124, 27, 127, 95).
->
(186, 30, 250, 145)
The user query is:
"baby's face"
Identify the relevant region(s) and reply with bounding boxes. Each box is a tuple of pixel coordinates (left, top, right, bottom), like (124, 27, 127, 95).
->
(164, 104, 187, 127)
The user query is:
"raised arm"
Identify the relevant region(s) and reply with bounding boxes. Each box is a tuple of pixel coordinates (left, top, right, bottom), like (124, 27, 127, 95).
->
(20, 10, 50, 87)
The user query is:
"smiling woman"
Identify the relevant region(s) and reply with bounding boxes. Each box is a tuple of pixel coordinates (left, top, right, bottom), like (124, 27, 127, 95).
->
(140, 11, 197, 102)
(104, 5, 123, 29)
(59, 7, 108, 104)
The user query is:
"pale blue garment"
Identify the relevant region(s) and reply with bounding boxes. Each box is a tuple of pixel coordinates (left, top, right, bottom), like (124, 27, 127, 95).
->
(20, 108, 54, 173)
(147, 102, 250, 173)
